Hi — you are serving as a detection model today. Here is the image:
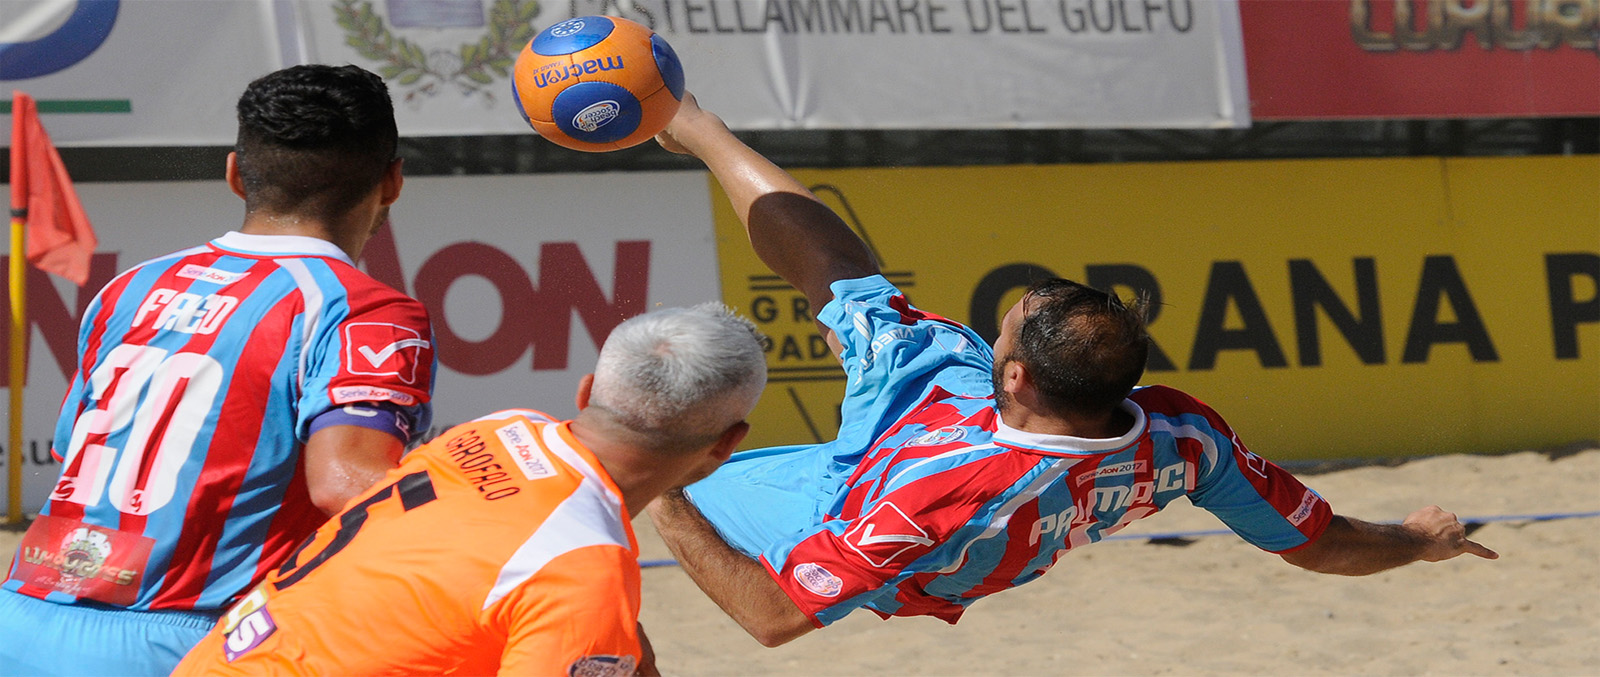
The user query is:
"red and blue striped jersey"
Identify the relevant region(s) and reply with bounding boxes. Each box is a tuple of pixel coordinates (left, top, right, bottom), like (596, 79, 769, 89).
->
(4, 232, 435, 613)
(686, 276, 1331, 627)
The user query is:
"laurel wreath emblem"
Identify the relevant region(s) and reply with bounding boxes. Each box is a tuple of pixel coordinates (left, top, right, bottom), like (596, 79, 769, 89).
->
(333, 0, 541, 101)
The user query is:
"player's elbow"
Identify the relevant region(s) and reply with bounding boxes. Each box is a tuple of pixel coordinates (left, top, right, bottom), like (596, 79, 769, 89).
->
(737, 611, 813, 648)
(746, 622, 807, 648)
(307, 481, 361, 516)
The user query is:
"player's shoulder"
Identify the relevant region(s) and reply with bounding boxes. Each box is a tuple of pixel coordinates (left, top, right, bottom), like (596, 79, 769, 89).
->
(308, 263, 429, 323)
(1130, 384, 1215, 415)
(315, 259, 412, 298)
(1132, 385, 1239, 439)
(111, 244, 214, 284)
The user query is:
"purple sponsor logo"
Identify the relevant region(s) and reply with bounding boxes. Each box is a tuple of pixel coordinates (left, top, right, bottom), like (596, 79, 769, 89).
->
(223, 607, 277, 662)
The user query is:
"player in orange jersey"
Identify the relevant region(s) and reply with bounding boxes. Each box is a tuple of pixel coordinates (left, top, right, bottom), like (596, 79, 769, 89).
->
(172, 304, 767, 676)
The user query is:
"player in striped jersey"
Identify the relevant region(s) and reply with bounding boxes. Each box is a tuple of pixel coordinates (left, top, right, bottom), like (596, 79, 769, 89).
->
(0, 66, 435, 675)
(648, 95, 1498, 646)
(172, 304, 767, 675)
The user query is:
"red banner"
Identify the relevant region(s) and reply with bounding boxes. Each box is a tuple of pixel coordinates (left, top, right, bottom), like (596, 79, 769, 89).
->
(11, 514, 155, 605)
(1241, 0, 1600, 119)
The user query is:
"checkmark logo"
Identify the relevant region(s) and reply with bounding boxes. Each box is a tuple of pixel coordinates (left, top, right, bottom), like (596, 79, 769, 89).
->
(343, 322, 430, 385)
(357, 339, 431, 368)
(845, 502, 934, 568)
(856, 524, 934, 548)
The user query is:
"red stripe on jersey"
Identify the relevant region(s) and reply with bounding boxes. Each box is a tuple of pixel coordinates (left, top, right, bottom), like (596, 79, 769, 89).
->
(963, 495, 1045, 597)
(148, 263, 295, 608)
(251, 452, 321, 592)
(886, 294, 963, 330)
(114, 255, 248, 538)
(839, 390, 995, 517)
(45, 270, 143, 526)
(870, 452, 1033, 575)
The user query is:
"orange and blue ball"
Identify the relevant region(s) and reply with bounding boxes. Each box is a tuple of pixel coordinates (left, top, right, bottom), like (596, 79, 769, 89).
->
(511, 16, 685, 152)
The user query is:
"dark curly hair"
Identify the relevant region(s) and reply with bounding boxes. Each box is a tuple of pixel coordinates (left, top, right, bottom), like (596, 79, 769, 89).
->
(995, 278, 1150, 417)
(234, 64, 397, 221)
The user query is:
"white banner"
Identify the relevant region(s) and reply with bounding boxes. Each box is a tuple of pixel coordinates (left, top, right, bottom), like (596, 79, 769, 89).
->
(0, 170, 720, 514)
(0, 0, 287, 145)
(3, 0, 1247, 146)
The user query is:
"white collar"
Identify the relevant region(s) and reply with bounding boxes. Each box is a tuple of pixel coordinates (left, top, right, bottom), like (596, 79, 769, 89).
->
(211, 231, 353, 265)
(992, 399, 1146, 457)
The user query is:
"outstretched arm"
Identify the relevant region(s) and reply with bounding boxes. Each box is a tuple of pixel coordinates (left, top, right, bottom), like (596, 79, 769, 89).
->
(647, 490, 815, 647)
(1280, 506, 1498, 576)
(656, 93, 878, 314)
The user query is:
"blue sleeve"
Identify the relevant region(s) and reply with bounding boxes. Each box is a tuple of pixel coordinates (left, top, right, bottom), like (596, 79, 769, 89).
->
(1177, 412, 1333, 553)
(816, 276, 996, 453)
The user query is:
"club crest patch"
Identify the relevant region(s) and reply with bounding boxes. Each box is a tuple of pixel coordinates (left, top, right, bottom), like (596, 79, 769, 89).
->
(793, 562, 843, 597)
(568, 654, 636, 677)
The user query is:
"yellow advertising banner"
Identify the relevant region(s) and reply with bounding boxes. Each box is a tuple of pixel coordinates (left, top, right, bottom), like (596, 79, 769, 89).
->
(712, 156, 1600, 460)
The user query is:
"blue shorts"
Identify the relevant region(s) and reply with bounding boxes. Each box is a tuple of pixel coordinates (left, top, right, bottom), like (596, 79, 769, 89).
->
(687, 275, 993, 556)
(0, 588, 218, 677)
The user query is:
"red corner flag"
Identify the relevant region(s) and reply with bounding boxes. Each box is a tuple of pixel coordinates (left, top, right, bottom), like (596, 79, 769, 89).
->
(10, 91, 96, 286)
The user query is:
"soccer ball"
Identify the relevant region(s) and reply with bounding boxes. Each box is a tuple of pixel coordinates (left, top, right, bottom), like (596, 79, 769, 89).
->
(511, 16, 686, 152)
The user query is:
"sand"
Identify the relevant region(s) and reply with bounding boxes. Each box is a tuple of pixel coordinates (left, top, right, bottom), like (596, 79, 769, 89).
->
(5, 447, 1597, 676)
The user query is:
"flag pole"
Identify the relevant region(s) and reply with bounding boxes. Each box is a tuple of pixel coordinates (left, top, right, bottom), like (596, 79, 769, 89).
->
(7, 210, 24, 525)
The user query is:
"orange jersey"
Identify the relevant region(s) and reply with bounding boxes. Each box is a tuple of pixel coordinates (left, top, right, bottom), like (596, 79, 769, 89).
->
(174, 410, 644, 676)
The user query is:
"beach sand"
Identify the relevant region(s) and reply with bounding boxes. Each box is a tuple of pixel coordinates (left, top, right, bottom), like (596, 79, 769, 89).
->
(4, 448, 1596, 675)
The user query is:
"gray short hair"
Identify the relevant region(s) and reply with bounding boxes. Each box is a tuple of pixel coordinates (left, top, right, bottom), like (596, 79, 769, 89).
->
(590, 303, 767, 450)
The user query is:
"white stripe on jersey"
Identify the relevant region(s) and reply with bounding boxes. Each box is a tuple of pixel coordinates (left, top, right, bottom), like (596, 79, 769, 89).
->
(278, 258, 324, 391)
(540, 424, 610, 498)
(482, 426, 629, 610)
(1146, 417, 1220, 477)
(884, 444, 999, 493)
(934, 457, 1083, 574)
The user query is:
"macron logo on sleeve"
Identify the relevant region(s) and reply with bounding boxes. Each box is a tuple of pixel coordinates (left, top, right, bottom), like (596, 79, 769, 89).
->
(343, 322, 431, 385)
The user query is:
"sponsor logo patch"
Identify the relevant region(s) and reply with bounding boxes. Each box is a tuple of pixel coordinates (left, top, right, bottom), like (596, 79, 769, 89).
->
(1076, 460, 1147, 486)
(793, 562, 843, 597)
(845, 502, 935, 568)
(497, 421, 556, 480)
(908, 425, 967, 447)
(331, 385, 417, 407)
(13, 515, 153, 606)
(567, 654, 636, 677)
(573, 100, 621, 131)
(1288, 489, 1321, 526)
(223, 606, 277, 662)
(343, 322, 431, 384)
(176, 263, 247, 285)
